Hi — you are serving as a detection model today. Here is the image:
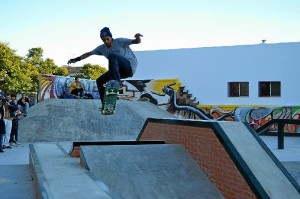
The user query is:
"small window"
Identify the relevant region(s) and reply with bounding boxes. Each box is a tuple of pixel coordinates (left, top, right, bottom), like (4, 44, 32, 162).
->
(259, 81, 281, 97)
(228, 82, 249, 97)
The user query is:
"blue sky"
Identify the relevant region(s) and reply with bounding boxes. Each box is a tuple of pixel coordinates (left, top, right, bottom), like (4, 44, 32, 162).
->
(1, 0, 300, 67)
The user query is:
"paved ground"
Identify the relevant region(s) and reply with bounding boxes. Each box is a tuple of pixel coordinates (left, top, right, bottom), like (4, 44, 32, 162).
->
(260, 136, 300, 185)
(1, 99, 300, 198)
(1, 136, 300, 199)
(0, 143, 35, 199)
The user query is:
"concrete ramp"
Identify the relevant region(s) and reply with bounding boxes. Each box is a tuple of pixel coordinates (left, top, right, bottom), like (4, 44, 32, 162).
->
(19, 99, 175, 142)
(80, 144, 224, 199)
(218, 122, 300, 198)
(138, 118, 300, 198)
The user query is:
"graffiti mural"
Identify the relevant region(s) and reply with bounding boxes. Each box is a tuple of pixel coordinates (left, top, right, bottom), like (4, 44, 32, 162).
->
(207, 106, 300, 133)
(39, 74, 99, 100)
(38, 74, 300, 133)
(38, 74, 181, 105)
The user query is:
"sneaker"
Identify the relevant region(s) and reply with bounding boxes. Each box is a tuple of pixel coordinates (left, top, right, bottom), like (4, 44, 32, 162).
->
(0, 150, 4, 153)
(24, 113, 27, 117)
(5, 146, 12, 149)
(16, 142, 21, 145)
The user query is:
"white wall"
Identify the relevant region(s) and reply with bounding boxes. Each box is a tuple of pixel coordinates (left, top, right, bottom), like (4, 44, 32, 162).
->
(132, 42, 300, 106)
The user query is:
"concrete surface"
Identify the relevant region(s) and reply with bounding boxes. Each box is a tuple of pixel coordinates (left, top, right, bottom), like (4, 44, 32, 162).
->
(30, 143, 115, 199)
(80, 144, 224, 199)
(18, 99, 176, 142)
(260, 136, 300, 185)
(2, 137, 300, 199)
(1, 99, 300, 199)
(218, 122, 300, 198)
(0, 143, 34, 199)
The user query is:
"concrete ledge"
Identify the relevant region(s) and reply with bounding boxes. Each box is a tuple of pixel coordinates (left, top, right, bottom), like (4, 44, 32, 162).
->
(69, 140, 165, 157)
(29, 143, 116, 199)
(29, 144, 53, 199)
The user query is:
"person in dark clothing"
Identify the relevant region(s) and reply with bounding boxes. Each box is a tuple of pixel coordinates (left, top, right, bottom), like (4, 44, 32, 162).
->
(0, 111, 5, 152)
(68, 27, 143, 104)
(9, 94, 21, 145)
(17, 92, 30, 117)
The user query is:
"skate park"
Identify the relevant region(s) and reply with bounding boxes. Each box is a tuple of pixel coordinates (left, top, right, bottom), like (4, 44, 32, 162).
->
(2, 42, 300, 198)
(1, 98, 300, 199)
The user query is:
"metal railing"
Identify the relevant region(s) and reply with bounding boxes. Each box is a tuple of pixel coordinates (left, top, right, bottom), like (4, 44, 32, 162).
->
(256, 119, 300, 149)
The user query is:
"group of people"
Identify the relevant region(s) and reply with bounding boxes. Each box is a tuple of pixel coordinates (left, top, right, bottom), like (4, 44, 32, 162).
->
(0, 93, 30, 153)
(1, 26, 141, 152)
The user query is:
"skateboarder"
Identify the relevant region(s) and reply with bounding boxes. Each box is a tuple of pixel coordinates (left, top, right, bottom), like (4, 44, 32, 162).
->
(67, 27, 143, 104)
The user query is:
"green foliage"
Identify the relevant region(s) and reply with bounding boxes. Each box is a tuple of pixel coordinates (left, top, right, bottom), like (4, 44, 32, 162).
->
(81, 63, 107, 80)
(38, 58, 58, 74)
(0, 41, 107, 94)
(26, 47, 43, 67)
(0, 43, 62, 93)
(55, 67, 69, 76)
(0, 42, 39, 93)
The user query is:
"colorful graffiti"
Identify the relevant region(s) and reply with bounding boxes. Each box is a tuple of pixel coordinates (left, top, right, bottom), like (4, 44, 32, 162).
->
(39, 74, 300, 133)
(38, 74, 181, 105)
(39, 74, 99, 101)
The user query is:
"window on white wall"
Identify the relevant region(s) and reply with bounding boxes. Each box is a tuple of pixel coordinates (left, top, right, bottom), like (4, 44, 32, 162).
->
(259, 81, 281, 97)
(228, 82, 249, 97)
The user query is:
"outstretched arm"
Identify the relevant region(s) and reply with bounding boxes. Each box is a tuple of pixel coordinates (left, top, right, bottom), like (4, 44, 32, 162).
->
(67, 52, 92, 65)
(132, 33, 143, 44)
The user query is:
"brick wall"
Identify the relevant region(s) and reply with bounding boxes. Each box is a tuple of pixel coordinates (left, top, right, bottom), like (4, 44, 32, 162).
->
(70, 146, 80, 158)
(138, 121, 256, 199)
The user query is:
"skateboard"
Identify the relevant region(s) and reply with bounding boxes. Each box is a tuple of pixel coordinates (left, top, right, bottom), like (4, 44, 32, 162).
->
(101, 80, 120, 115)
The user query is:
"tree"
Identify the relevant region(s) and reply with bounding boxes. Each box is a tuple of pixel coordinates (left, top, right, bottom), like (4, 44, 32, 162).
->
(38, 58, 59, 74)
(26, 47, 43, 67)
(25, 47, 60, 75)
(81, 63, 107, 80)
(0, 42, 39, 93)
(55, 67, 69, 76)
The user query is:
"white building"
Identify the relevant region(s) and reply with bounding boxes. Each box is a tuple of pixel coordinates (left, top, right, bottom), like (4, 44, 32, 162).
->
(133, 42, 300, 106)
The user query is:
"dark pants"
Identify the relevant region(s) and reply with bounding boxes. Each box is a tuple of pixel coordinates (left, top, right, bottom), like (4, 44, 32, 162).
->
(10, 119, 19, 143)
(96, 54, 133, 103)
(0, 134, 3, 149)
(10, 128, 18, 143)
(71, 88, 83, 97)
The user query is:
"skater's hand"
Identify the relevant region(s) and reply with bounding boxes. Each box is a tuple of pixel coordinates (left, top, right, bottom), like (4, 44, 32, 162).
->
(133, 33, 143, 44)
(67, 58, 76, 65)
(67, 56, 82, 65)
(134, 33, 143, 38)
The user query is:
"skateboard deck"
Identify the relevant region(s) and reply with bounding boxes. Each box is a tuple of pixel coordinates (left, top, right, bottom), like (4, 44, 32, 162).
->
(101, 80, 120, 115)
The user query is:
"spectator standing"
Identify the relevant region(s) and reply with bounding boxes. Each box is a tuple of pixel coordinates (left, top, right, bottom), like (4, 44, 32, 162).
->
(2, 99, 16, 149)
(17, 92, 30, 117)
(9, 94, 21, 145)
(0, 101, 5, 153)
(0, 107, 5, 152)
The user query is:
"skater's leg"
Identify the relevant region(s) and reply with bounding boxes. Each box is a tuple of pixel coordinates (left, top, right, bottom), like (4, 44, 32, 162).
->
(108, 54, 133, 82)
(96, 72, 110, 103)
